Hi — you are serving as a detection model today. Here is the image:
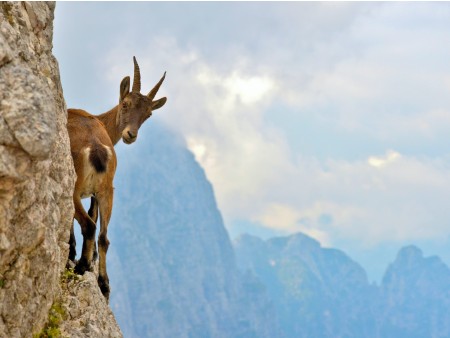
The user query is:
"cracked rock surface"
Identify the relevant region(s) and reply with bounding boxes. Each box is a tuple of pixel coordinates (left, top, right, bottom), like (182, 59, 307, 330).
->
(60, 267, 122, 338)
(0, 2, 122, 337)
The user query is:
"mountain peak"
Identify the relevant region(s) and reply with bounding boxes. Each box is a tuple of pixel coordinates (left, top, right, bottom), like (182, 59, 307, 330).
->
(395, 245, 423, 263)
(289, 232, 321, 248)
(266, 232, 321, 253)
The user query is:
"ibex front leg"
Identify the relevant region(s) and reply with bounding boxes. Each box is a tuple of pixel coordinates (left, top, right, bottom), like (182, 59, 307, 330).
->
(68, 222, 77, 262)
(96, 187, 113, 299)
(74, 196, 96, 275)
(88, 196, 99, 261)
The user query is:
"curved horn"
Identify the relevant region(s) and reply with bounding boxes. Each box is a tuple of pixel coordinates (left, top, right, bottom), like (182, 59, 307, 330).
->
(132, 56, 141, 92)
(148, 71, 166, 100)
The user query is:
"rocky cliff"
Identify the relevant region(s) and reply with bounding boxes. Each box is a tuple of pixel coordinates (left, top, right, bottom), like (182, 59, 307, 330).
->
(0, 2, 121, 337)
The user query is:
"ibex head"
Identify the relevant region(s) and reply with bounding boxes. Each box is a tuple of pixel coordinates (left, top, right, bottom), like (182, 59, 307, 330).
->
(117, 56, 167, 144)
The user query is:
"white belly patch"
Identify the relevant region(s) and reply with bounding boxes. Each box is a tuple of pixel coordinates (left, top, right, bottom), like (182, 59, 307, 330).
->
(79, 145, 112, 199)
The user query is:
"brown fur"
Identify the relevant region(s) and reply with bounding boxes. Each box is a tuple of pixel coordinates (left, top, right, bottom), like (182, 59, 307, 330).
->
(67, 109, 117, 300)
(67, 57, 167, 299)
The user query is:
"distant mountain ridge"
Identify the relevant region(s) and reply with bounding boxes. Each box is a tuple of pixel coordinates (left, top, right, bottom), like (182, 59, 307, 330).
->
(234, 233, 377, 338)
(235, 233, 450, 338)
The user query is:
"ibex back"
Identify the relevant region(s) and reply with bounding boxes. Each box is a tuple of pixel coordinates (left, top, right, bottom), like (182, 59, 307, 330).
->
(67, 57, 167, 299)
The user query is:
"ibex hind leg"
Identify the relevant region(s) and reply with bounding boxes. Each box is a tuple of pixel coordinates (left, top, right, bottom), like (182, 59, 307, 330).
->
(97, 188, 113, 299)
(88, 196, 99, 261)
(68, 198, 96, 267)
(73, 196, 96, 275)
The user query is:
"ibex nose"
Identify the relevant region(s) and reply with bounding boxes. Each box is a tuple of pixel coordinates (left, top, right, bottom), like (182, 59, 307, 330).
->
(127, 131, 136, 139)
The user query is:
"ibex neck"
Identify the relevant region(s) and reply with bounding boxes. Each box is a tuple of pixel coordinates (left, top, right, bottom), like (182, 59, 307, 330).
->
(97, 106, 123, 145)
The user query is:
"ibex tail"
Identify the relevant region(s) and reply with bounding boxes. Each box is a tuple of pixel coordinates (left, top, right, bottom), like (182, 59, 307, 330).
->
(89, 144, 110, 173)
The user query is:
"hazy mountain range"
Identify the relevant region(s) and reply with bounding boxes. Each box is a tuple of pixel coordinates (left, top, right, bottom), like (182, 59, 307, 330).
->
(107, 123, 450, 338)
(236, 234, 450, 338)
(107, 123, 277, 338)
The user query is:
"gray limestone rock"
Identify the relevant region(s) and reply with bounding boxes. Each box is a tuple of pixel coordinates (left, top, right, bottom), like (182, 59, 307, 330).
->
(0, 2, 122, 337)
(60, 268, 123, 338)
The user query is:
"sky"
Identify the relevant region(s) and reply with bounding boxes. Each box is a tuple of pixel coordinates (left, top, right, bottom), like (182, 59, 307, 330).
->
(54, 2, 450, 282)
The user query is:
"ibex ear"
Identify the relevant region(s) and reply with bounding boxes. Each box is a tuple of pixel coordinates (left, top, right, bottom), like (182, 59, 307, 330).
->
(151, 97, 167, 111)
(120, 76, 130, 102)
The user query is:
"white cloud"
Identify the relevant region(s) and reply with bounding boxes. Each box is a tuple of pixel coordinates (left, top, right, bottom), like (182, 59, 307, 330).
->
(61, 2, 450, 252)
(108, 35, 450, 249)
(368, 150, 400, 168)
(256, 203, 300, 232)
(197, 70, 275, 106)
(281, 3, 450, 142)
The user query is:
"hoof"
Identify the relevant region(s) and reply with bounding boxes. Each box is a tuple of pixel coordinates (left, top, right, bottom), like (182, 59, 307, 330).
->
(74, 257, 91, 275)
(68, 246, 77, 262)
(98, 275, 110, 299)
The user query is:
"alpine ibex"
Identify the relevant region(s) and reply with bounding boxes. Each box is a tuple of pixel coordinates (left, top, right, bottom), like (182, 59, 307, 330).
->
(67, 57, 167, 299)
